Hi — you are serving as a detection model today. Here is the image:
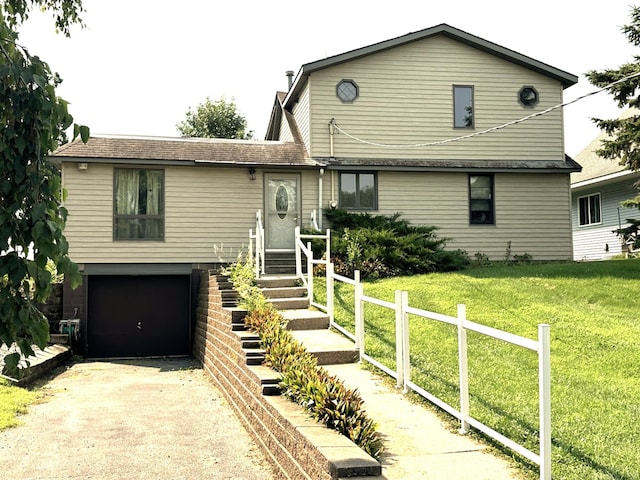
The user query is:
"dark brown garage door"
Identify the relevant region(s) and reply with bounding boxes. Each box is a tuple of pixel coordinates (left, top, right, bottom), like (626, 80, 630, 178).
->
(87, 275, 191, 358)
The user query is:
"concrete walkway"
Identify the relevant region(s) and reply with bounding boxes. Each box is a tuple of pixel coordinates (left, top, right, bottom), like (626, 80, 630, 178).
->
(324, 363, 524, 480)
(0, 358, 275, 480)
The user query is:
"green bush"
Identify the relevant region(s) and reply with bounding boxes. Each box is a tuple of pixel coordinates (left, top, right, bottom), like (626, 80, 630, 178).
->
(225, 258, 384, 459)
(324, 209, 470, 278)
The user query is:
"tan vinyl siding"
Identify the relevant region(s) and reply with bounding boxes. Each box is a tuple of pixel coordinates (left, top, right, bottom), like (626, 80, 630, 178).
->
(309, 35, 564, 161)
(293, 82, 311, 152)
(331, 171, 573, 260)
(278, 114, 294, 142)
(63, 163, 263, 264)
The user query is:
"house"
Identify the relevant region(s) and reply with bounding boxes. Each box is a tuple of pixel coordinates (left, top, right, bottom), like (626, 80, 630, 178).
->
(570, 109, 640, 260)
(53, 23, 579, 358)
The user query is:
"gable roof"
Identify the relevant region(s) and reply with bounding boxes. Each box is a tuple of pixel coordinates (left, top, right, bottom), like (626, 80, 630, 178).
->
(571, 108, 639, 187)
(52, 135, 316, 168)
(285, 23, 578, 108)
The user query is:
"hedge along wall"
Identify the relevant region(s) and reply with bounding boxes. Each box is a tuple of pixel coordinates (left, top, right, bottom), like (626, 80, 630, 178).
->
(193, 270, 374, 480)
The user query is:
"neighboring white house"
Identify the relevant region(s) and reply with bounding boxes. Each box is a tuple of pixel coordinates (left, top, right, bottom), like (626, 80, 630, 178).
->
(571, 109, 640, 260)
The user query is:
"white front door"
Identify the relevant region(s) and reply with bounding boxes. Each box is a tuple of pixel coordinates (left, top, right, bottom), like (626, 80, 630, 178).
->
(265, 174, 300, 250)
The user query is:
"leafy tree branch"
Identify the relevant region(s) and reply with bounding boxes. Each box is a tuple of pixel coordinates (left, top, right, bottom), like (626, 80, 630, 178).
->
(1, 0, 87, 373)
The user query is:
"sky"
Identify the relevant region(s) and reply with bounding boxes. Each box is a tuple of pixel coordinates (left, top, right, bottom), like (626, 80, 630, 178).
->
(16, 0, 640, 158)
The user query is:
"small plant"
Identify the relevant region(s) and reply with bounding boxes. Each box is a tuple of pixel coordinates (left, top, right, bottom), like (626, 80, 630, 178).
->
(512, 253, 533, 264)
(504, 241, 512, 262)
(473, 252, 491, 267)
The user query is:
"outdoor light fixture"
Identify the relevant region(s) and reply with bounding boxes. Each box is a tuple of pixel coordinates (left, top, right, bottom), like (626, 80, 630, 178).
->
(78, 162, 88, 171)
(248, 167, 256, 180)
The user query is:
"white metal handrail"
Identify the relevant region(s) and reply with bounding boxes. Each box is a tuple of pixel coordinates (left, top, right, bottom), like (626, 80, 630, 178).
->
(294, 226, 330, 307)
(249, 210, 265, 278)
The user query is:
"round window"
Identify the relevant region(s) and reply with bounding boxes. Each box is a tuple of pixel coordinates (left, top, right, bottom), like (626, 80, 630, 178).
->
(336, 80, 359, 103)
(518, 86, 539, 107)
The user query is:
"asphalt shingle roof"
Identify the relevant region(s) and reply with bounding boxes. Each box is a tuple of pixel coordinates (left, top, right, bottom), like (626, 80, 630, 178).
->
(52, 135, 316, 168)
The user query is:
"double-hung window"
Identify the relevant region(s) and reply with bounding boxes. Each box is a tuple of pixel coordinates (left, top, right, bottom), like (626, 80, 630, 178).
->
(454, 85, 474, 128)
(578, 193, 601, 226)
(339, 172, 377, 210)
(114, 168, 165, 240)
(469, 174, 494, 224)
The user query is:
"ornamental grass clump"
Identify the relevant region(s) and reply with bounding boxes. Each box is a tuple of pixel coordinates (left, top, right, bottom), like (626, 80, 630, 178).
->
(244, 307, 384, 459)
(226, 255, 383, 459)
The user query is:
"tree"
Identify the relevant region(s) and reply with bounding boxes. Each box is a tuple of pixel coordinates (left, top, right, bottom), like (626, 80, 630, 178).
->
(176, 96, 254, 139)
(586, 6, 640, 208)
(1, 0, 87, 373)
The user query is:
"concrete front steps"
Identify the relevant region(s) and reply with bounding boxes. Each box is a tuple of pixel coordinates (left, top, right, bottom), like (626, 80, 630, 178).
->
(258, 275, 359, 366)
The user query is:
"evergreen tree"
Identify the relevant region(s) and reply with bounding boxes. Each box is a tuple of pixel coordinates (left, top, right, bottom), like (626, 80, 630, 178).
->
(586, 6, 640, 208)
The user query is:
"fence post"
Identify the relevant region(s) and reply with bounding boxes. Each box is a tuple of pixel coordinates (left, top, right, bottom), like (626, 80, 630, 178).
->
(395, 291, 409, 391)
(539, 324, 552, 480)
(458, 304, 470, 434)
(325, 228, 331, 264)
(327, 262, 335, 326)
(354, 270, 364, 359)
(400, 291, 410, 393)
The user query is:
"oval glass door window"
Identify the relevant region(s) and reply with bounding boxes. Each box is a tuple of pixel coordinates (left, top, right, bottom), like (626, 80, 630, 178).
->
(275, 185, 289, 219)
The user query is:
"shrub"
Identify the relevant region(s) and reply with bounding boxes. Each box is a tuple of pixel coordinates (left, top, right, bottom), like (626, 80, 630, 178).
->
(324, 208, 469, 278)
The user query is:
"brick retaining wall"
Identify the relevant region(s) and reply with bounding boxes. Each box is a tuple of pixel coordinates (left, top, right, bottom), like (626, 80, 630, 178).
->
(193, 270, 379, 480)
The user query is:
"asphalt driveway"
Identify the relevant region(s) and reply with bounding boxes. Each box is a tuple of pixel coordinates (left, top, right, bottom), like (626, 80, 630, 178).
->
(0, 358, 275, 479)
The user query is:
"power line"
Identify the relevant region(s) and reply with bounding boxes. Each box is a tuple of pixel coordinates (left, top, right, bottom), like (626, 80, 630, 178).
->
(330, 70, 640, 149)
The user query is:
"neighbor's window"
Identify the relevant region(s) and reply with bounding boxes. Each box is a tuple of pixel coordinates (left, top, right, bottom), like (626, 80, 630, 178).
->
(578, 193, 601, 226)
(114, 168, 165, 240)
(469, 174, 494, 224)
(454, 85, 474, 128)
(339, 172, 377, 210)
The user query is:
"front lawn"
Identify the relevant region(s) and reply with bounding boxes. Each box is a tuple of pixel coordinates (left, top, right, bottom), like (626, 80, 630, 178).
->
(0, 378, 38, 430)
(320, 259, 640, 480)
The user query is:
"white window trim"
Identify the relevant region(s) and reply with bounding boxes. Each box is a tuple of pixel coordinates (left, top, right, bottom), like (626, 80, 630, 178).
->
(577, 192, 602, 227)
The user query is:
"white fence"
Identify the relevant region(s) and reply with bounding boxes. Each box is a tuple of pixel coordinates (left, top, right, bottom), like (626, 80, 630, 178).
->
(294, 229, 552, 480)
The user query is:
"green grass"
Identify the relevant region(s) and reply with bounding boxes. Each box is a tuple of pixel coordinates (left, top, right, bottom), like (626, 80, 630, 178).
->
(0, 378, 38, 430)
(317, 259, 640, 480)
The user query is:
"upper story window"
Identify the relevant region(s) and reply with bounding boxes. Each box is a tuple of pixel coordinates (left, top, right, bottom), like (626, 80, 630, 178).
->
(469, 174, 494, 225)
(336, 79, 359, 103)
(578, 193, 602, 226)
(518, 86, 539, 107)
(339, 172, 377, 210)
(114, 168, 165, 240)
(454, 85, 474, 128)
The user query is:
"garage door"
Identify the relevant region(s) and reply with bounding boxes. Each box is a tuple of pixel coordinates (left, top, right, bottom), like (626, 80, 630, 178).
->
(87, 275, 191, 358)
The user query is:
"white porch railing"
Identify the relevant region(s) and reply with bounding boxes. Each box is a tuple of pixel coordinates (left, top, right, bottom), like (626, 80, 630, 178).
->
(249, 210, 265, 278)
(294, 226, 330, 308)
(295, 229, 552, 480)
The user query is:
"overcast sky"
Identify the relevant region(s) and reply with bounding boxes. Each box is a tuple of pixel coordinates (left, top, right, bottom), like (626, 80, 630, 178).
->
(17, 0, 639, 157)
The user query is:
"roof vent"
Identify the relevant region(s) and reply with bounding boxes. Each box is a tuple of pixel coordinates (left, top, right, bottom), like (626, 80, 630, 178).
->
(286, 70, 294, 90)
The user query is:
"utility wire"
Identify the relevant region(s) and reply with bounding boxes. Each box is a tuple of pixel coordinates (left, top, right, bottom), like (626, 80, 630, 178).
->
(330, 70, 640, 149)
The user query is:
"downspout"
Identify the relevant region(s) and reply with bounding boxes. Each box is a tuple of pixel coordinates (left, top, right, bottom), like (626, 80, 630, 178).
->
(329, 118, 335, 158)
(328, 119, 338, 208)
